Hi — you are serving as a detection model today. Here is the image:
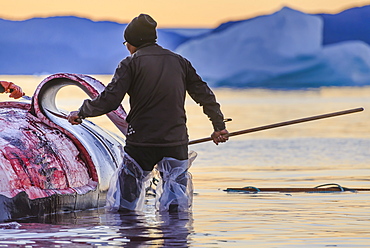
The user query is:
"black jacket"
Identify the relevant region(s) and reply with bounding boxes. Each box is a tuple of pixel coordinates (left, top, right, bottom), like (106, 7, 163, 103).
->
(79, 43, 225, 147)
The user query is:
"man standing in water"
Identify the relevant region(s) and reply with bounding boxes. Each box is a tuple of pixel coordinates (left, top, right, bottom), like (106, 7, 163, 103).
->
(68, 14, 228, 212)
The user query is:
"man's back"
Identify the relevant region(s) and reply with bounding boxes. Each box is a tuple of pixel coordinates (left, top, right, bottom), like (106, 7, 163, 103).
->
(124, 44, 189, 147)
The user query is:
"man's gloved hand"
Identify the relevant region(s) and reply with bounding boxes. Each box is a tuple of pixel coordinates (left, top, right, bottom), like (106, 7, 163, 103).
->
(67, 111, 83, 125)
(0, 81, 25, 99)
(211, 129, 229, 145)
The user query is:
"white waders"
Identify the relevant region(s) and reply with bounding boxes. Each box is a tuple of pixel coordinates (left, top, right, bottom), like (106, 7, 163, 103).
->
(106, 151, 197, 212)
(155, 151, 197, 212)
(106, 153, 152, 211)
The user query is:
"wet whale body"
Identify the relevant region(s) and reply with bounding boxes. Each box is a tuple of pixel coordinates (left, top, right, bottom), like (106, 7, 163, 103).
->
(0, 73, 128, 222)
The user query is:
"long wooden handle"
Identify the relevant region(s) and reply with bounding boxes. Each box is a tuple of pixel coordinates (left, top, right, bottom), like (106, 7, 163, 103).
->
(189, 107, 364, 145)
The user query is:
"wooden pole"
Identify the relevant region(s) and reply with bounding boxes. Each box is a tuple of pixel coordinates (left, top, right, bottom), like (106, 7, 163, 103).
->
(189, 107, 364, 145)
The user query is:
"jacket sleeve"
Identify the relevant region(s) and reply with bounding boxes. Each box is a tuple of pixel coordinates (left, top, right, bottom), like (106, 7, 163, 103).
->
(185, 60, 226, 131)
(78, 60, 131, 118)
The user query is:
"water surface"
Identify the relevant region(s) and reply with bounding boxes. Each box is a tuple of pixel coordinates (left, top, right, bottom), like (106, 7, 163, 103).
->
(0, 75, 369, 247)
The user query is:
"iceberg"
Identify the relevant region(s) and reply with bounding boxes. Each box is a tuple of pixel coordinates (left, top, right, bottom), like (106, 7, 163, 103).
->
(318, 5, 370, 46)
(0, 17, 203, 75)
(176, 7, 370, 88)
(1, 6, 370, 88)
(0, 17, 125, 74)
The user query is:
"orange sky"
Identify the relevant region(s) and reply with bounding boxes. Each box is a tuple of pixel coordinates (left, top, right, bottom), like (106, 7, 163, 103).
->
(1, 0, 370, 27)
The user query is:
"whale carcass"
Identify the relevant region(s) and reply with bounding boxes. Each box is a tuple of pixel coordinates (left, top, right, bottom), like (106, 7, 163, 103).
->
(0, 73, 128, 222)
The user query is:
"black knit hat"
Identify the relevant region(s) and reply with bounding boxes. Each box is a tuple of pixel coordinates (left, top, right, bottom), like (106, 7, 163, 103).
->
(124, 14, 157, 47)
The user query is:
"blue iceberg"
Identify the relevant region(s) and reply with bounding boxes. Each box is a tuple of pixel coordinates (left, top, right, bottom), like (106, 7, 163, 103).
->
(1, 6, 370, 88)
(318, 5, 370, 46)
(176, 7, 370, 88)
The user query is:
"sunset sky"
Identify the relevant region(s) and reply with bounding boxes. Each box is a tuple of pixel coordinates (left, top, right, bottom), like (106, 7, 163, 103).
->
(1, 0, 370, 27)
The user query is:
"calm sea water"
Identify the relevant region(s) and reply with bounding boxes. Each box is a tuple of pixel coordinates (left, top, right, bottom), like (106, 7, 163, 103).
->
(0, 75, 369, 247)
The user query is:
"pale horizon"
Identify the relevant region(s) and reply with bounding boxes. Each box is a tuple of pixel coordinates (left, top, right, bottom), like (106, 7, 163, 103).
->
(1, 0, 370, 27)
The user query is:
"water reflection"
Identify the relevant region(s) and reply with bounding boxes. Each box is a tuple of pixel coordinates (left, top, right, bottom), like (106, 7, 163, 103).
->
(100, 209, 193, 247)
(4, 205, 194, 247)
(0, 77, 370, 246)
(156, 211, 194, 247)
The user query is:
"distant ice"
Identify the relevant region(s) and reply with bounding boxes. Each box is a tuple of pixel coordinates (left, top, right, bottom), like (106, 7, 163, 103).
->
(1, 6, 370, 88)
(176, 7, 370, 88)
